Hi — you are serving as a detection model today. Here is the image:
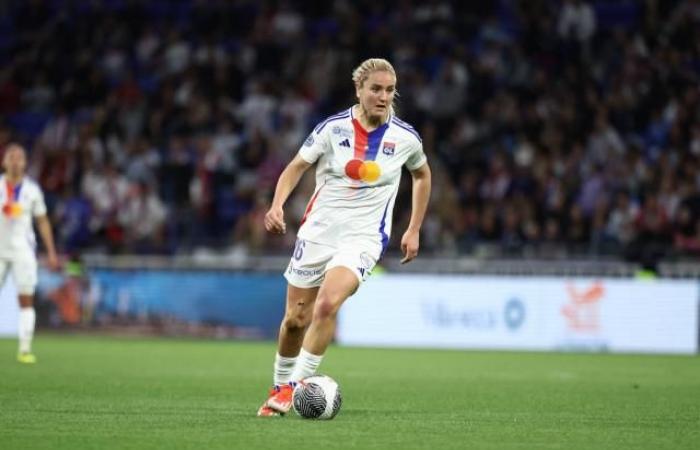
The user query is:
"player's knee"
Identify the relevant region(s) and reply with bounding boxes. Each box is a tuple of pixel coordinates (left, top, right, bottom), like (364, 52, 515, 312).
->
(313, 294, 341, 321)
(18, 293, 34, 308)
(283, 308, 311, 331)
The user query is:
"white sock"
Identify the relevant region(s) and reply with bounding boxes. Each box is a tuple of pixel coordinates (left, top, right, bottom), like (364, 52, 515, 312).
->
(273, 353, 297, 386)
(290, 348, 324, 383)
(19, 307, 36, 354)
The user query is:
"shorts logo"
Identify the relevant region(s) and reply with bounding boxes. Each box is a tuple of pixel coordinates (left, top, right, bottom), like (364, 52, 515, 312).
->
(288, 264, 323, 278)
(359, 252, 375, 269)
(382, 142, 395, 156)
(304, 134, 314, 147)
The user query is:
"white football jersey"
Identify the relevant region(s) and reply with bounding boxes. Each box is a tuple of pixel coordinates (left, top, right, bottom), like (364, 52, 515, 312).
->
(296, 107, 427, 254)
(0, 175, 47, 257)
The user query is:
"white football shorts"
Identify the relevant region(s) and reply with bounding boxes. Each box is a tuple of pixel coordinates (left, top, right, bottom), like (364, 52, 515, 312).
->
(0, 252, 38, 296)
(284, 238, 380, 288)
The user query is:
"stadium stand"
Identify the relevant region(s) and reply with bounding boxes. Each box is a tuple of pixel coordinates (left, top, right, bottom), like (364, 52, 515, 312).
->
(0, 0, 699, 273)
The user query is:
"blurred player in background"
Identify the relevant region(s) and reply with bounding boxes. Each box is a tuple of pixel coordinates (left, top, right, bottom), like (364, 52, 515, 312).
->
(258, 58, 431, 416)
(0, 144, 58, 363)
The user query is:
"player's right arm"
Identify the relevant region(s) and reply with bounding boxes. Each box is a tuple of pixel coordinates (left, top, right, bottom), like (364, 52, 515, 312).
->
(266, 120, 331, 234)
(265, 155, 313, 234)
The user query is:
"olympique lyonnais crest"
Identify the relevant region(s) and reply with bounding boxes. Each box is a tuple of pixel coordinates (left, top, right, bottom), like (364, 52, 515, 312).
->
(382, 141, 395, 156)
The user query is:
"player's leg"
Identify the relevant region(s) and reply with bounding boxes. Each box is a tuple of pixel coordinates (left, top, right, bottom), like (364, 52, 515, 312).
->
(0, 258, 9, 320)
(259, 284, 318, 416)
(0, 258, 8, 288)
(289, 266, 359, 382)
(290, 246, 378, 383)
(17, 294, 36, 361)
(276, 283, 319, 379)
(258, 239, 330, 416)
(13, 254, 38, 363)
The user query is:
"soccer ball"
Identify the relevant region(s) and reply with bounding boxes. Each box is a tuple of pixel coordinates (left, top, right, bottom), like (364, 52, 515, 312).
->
(292, 375, 342, 420)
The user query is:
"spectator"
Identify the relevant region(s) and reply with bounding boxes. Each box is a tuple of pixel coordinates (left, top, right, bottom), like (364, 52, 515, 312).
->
(557, 0, 596, 43)
(119, 182, 167, 252)
(0, 0, 696, 265)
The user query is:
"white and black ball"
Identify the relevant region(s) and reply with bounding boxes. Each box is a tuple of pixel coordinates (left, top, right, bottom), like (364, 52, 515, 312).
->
(292, 375, 342, 420)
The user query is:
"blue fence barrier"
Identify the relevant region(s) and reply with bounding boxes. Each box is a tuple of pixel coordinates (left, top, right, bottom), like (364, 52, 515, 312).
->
(90, 270, 287, 337)
(1, 268, 287, 338)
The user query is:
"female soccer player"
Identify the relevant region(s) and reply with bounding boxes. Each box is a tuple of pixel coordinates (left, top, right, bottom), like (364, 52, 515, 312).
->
(1, 143, 58, 363)
(257, 58, 431, 416)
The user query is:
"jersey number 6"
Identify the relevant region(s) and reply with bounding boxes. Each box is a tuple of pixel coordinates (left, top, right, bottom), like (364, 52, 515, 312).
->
(293, 239, 306, 261)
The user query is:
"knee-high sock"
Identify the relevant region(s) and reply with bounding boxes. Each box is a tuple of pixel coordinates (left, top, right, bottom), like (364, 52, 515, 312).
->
(19, 307, 36, 354)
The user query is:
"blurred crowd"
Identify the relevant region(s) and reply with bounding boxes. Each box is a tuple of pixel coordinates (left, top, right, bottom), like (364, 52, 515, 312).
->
(0, 0, 699, 266)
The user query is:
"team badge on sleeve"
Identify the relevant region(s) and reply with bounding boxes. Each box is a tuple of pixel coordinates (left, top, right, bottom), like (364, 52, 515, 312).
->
(304, 134, 315, 147)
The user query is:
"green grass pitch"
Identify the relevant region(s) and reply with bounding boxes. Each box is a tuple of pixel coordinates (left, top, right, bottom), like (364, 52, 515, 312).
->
(0, 335, 698, 449)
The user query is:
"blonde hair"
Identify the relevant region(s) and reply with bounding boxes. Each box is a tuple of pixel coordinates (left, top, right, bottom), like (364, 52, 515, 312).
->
(352, 58, 396, 88)
(352, 58, 398, 115)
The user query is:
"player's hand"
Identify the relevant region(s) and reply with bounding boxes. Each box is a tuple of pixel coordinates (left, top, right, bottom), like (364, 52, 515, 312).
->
(264, 206, 286, 234)
(400, 229, 419, 264)
(47, 252, 60, 271)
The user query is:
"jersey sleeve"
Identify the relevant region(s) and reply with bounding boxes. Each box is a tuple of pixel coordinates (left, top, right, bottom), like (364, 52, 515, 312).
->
(32, 186, 47, 217)
(404, 138, 427, 171)
(298, 125, 330, 163)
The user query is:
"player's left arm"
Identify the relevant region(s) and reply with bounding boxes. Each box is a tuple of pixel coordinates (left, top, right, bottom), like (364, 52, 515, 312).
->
(35, 215, 59, 270)
(401, 162, 431, 264)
